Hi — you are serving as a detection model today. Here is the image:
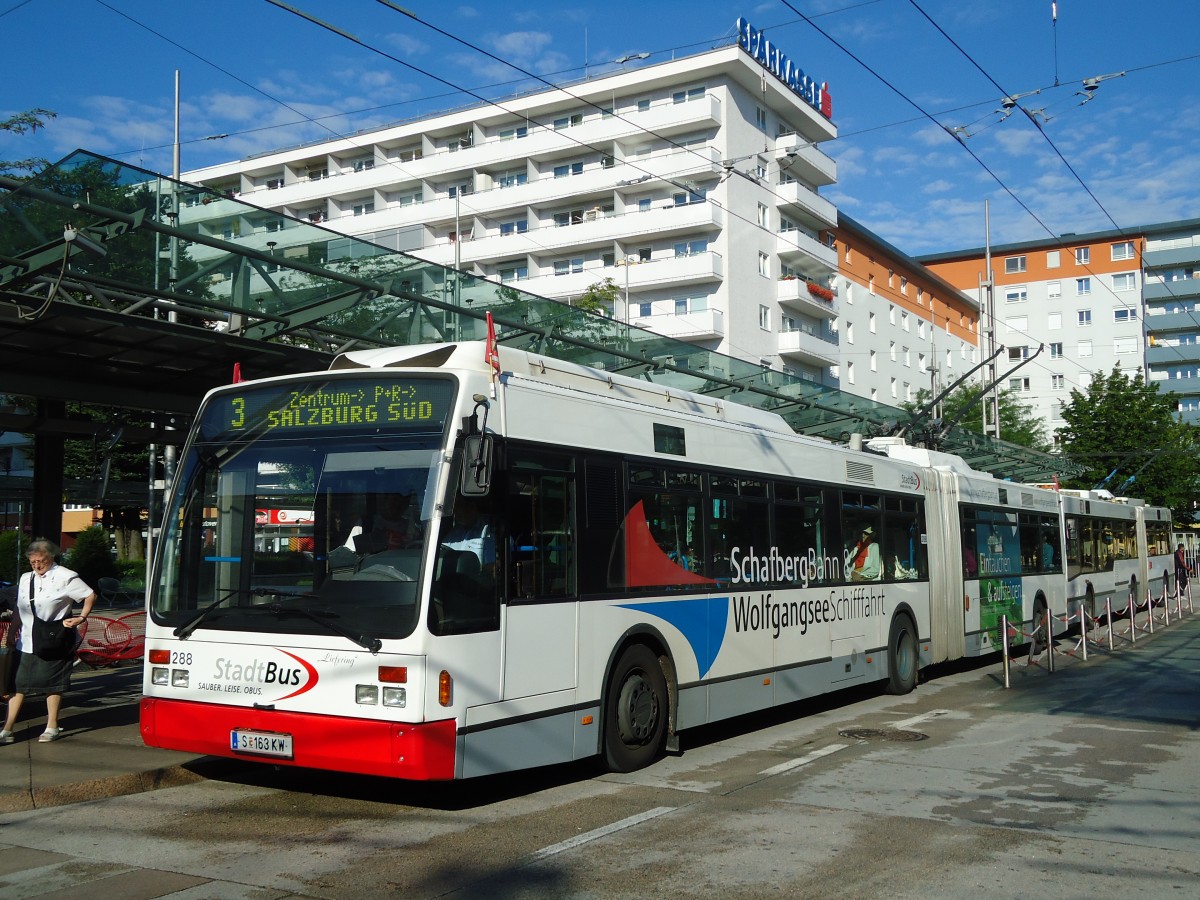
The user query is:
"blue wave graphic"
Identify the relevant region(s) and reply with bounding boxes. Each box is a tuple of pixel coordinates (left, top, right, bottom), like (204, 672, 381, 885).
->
(617, 597, 730, 679)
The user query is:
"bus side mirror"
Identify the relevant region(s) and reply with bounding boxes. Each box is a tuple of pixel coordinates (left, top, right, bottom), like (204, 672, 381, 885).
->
(461, 434, 493, 496)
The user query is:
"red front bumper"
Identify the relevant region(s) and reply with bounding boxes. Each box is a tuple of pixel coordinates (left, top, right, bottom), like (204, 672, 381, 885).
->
(140, 697, 457, 780)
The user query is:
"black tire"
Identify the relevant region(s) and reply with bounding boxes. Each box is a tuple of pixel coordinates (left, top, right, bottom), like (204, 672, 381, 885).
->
(885, 614, 918, 695)
(603, 644, 668, 773)
(1029, 597, 1049, 658)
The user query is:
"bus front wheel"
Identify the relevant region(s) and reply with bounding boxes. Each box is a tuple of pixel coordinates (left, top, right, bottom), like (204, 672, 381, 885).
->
(886, 613, 918, 695)
(603, 644, 668, 773)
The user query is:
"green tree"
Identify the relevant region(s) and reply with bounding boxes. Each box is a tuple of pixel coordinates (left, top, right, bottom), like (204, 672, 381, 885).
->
(1057, 368, 1200, 517)
(0, 108, 56, 175)
(576, 276, 619, 315)
(905, 381, 1050, 451)
(64, 525, 118, 589)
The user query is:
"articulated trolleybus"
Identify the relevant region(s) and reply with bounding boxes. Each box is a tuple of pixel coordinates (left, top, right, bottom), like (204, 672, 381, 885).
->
(139, 341, 1166, 779)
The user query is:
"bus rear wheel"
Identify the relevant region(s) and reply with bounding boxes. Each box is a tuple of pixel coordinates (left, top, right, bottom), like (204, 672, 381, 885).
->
(603, 644, 668, 773)
(886, 613, 918, 695)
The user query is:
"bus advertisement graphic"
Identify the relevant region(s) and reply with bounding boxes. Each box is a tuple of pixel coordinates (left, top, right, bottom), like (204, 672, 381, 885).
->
(977, 519, 1023, 646)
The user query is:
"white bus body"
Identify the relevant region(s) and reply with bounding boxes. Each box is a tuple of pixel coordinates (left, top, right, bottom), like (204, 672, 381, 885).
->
(139, 342, 1167, 779)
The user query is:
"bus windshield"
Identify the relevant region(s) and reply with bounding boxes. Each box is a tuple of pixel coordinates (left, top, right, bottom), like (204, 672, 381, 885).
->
(151, 375, 456, 642)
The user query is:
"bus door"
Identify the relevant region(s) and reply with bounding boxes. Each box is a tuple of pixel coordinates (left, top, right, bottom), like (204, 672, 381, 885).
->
(501, 454, 578, 702)
(926, 470, 965, 663)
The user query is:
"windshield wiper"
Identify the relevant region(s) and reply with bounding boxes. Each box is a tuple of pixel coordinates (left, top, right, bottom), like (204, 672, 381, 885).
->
(262, 602, 383, 654)
(174, 589, 249, 640)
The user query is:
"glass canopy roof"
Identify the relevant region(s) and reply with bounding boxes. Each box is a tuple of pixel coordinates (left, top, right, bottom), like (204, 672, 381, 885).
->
(0, 150, 1082, 483)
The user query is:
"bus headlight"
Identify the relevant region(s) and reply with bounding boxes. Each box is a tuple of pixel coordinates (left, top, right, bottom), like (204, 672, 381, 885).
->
(356, 685, 379, 705)
(171, 669, 189, 688)
(151, 667, 169, 686)
(383, 687, 406, 708)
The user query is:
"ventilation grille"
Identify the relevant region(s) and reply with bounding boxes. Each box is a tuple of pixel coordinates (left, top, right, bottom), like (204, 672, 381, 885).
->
(845, 460, 875, 485)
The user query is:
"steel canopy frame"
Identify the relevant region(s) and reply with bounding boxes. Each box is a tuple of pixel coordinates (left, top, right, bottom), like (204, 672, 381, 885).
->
(0, 150, 1083, 484)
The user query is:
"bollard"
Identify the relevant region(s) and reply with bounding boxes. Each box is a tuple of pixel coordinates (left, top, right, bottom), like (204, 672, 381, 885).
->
(1148, 585, 1155, 634)
(1046, 607, 1055, 674)
(1105, 598, 1114, 651)
(1002, 614, 1010, 689)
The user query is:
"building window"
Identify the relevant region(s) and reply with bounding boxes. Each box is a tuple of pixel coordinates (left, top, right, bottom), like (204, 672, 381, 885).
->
(1075, 247, 1090, 265)
(1009, 377, 1031, 392)
(638, 197, 652, 212)
(890, 377, 897, 398)
(1113, 272, 1137, 291)
(759, 305, 770, 330)
(1114, 337, 1137, 354)
(869, 312, 876, 333)
(1048, 312, 1062, 329)
(674, 239, 708, 257)
(672, 188, 706, 205)
(638, 302, 652, 318)
(1079, 339, 1093, 357)
(1078, 309, 1092, 325)
(758, 252, 769, 277)
(1112, 240, 1135, 261)
(1006, 316, 1028, 331)
(553, 113, 583, 130)
(499, 125, 528, 141)
(890, 341, 897, 362)
(553, 258, 583, 276)
(757, 203, 768, 228)
(554, 161, 584, 178)
(902, 311, 910, 332)
(499, 218, 528, 235)
(352, 158, 374, 172)
(846, 322, 854, 344)
(1008, 346, 1029, 361)
(1076, 277, 1091, 296)
(1005, 255, 1026, 274)
(673, 86, 706, 104)
(496, 170, 527, 188)
(1051, 374, 1065, 389)
(498, 264, 527, 282)
(1005, 287, 1028, 303)
(1046, 250, 1060, 268)
(636, 98, 650, 112)
(1049, 342, 1063, 358)
(900, 276, 908, 295)
(1047, 281, 1061, 298)
(1113, 307, 1137, 322)
(870, 350, 877, 372)
(755, 106, 768, 129)
(353, 201, 374, 216)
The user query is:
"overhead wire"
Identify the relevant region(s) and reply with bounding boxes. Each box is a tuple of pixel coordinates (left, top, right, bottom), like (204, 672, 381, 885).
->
(900, 0, 1200, 384)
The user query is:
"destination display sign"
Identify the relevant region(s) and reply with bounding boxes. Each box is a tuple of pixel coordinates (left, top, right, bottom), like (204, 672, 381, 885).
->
(199, 376, 456, 441)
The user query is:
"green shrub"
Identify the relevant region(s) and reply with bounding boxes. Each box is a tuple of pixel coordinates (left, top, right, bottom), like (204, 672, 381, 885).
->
(65, 525, 119, 589)
(0, 530, 30, 583)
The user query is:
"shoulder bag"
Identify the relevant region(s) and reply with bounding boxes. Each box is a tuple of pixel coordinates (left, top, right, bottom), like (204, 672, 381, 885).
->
(28, 578, 76, 661)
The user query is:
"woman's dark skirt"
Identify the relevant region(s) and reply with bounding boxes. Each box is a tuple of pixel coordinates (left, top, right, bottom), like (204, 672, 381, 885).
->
(12, 651, 72, 697)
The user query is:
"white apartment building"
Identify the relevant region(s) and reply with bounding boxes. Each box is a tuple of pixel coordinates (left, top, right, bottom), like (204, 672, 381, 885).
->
(183, 25, 843, 384)
(182, 21, 977, 406)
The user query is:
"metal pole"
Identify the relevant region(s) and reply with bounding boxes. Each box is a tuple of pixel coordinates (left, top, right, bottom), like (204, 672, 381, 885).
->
(1106, 598, 1114, 651)
(1046, 607, 1055, 673)
(1002, 614, 1010, 688)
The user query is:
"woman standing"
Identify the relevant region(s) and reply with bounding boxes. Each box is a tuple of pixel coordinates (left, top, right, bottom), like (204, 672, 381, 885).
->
(0, 539, 95, 744)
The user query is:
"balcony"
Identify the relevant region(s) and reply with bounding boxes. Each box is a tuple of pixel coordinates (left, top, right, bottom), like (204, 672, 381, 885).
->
(777, 277, 837, 319)
(1148, 375, 1200, 397)
(629, 308, 725, 341)
(422, 201, 725, 267)
(1147, 343, 1200, 365)
(776, 229, 838, 273)
(774, 180, 836, 230)
(774, 136, 837, 187)
(1144, 309, 1200, 333)
(1144, 278, 1200, 302)
(778, 326, 838, 367)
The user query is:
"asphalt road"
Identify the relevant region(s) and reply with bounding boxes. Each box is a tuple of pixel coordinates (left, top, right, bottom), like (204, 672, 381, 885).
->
(1, 615, 1197, 899)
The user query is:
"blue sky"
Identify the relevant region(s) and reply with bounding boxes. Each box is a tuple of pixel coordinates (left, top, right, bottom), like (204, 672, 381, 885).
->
(3, 0, 1199, 255)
